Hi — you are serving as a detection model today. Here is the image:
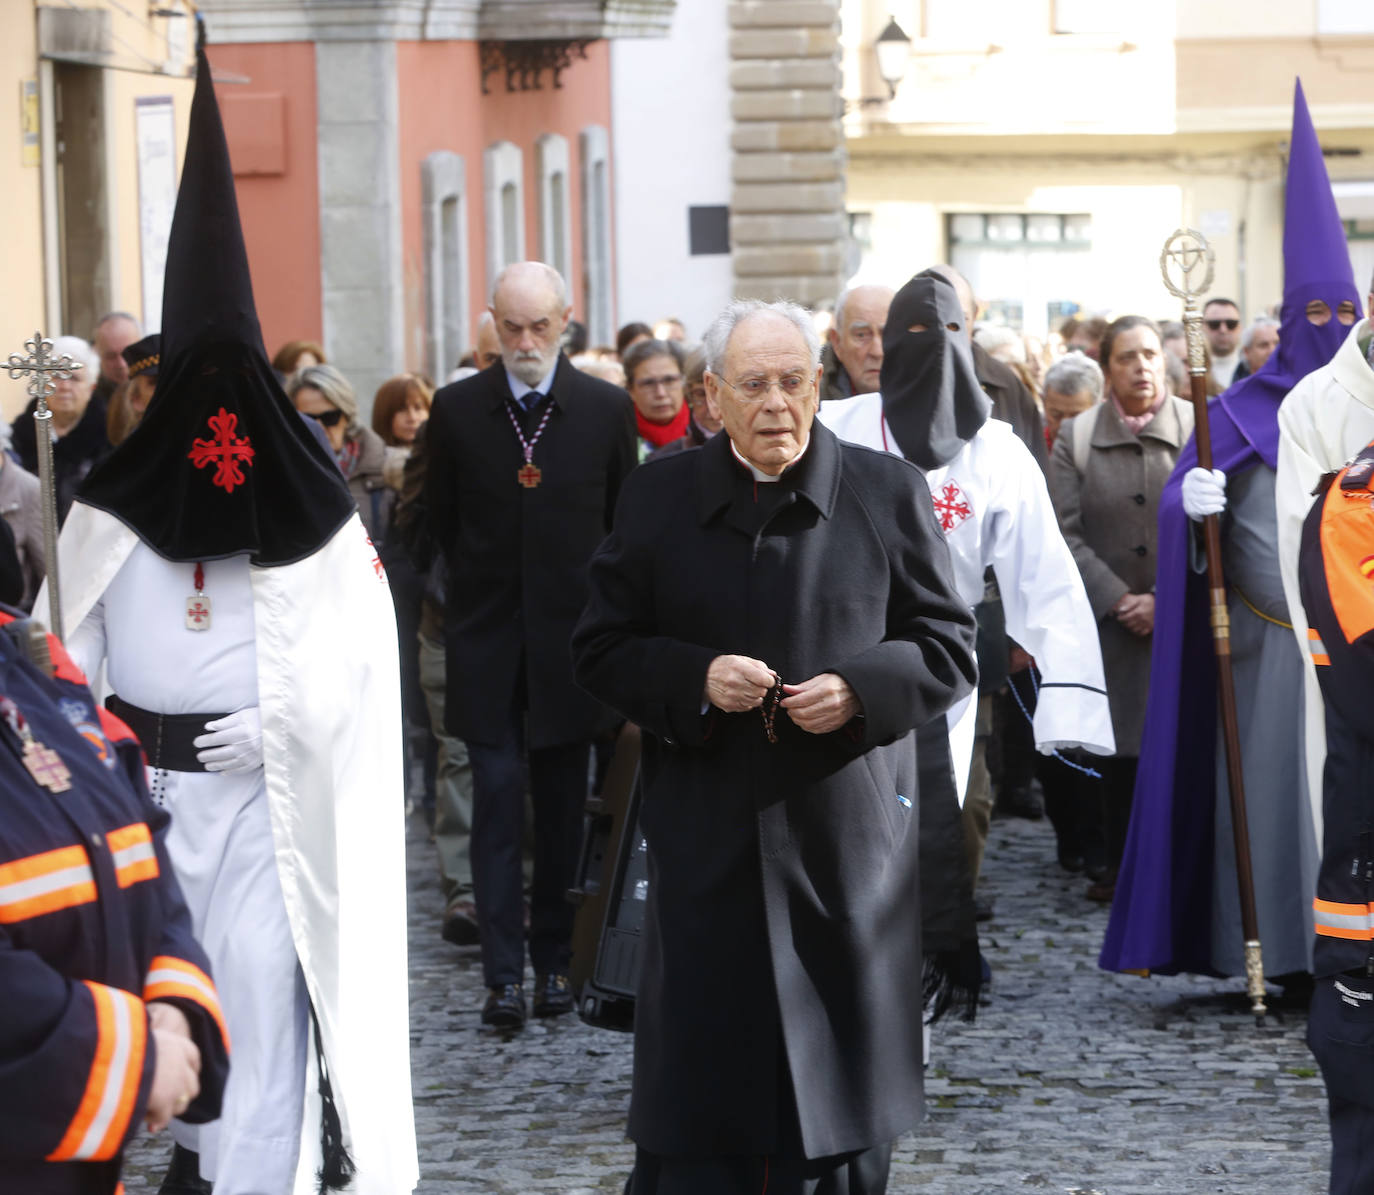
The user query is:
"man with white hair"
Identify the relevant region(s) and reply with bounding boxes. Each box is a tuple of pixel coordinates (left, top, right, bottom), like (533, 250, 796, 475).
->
(822, 283, 895, 400)
(11, 334, 110, 523)
(574, 298, 976, 1195)
(425, 261, 637, 1030)
(1237, 316, 1280, 380)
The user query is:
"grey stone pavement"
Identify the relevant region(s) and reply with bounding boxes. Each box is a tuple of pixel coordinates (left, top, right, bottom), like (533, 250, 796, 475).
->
(125, 809, 1332, 1194)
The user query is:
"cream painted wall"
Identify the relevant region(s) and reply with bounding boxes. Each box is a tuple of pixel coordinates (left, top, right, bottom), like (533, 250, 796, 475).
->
(1, 13, 46, 420)
(0, 2, 193, 419)
(1175, 0, 1313, 40)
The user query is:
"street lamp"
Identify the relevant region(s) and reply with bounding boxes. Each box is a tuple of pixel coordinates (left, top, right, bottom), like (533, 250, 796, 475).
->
(874, 17, 911, 100)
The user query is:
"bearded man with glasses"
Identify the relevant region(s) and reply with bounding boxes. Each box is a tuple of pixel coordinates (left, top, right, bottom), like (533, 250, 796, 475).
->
(573, 299, 976, 1195)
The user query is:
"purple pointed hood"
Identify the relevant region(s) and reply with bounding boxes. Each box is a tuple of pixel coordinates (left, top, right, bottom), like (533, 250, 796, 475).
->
(1274, 78, 1362, 388)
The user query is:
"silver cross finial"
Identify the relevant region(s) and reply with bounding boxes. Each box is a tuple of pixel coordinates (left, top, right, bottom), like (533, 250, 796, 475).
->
(4, 332, 83, 415)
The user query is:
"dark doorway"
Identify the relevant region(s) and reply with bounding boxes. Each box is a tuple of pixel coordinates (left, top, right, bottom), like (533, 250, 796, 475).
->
(53, 62, 110, 340)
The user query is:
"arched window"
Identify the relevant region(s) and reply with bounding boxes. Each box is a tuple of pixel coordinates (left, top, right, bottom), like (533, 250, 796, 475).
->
(579, 125, 613, 344)
(535, 134, 572, 282)
(422, 150, 468, 381)
(484, 140, 525, 293)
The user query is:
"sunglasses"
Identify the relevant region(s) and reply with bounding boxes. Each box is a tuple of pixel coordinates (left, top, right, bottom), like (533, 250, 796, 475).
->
(1204, 319, 1240, 331)
(306, 408, 345, 427)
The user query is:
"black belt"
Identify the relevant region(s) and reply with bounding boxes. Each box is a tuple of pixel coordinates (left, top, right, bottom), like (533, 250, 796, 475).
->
(106, 696, 230, 773)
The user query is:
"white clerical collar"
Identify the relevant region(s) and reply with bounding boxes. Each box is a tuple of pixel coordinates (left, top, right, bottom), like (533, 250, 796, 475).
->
(729, 435, 810, 482)
(506, 360, 559, 404)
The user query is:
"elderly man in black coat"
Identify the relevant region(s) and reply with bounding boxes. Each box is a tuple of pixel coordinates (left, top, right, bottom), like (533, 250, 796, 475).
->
(573, 300, 977, 1194)
(426, 261, 637, 1030)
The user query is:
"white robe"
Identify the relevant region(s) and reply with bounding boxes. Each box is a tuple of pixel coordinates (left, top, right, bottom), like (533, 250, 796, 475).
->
(1276, 317, 1374, 842)
(39, 503, 419, 1195)
(818, 396, 1115, 801)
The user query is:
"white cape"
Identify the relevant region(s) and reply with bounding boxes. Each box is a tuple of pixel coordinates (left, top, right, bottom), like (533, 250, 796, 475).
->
(1276, 317, 1374, 843)
(819, 396, 1114, 802)
(40, 502, 419, 1195)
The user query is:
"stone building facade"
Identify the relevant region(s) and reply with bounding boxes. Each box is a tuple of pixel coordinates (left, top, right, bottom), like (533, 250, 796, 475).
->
(729, 0, 847, 308)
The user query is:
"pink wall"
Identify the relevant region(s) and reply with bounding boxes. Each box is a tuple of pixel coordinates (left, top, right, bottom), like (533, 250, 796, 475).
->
(216, 38, 615, 375)
(211, 43, 322, 361)
(396, 38, 614, 367)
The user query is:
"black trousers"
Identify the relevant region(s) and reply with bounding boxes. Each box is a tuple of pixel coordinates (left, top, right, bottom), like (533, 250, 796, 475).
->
(1096, 755, 1139, 876)
(626, 1143, 892, 1195)
(465, 705, 589, 988)
(1310, 973, 1374, 1195)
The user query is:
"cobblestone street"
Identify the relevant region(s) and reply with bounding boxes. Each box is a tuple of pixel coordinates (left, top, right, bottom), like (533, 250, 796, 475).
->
(125, 809, 1331, 1194)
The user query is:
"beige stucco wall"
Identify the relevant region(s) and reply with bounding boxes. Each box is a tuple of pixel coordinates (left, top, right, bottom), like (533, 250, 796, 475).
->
(0, 2, 193, 419)
(1, 12, 46, 417)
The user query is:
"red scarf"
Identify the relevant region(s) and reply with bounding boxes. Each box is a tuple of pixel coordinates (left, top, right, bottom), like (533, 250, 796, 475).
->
(635, 402, 691, 448)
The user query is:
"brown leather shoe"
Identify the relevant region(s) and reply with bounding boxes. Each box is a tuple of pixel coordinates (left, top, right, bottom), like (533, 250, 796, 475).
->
(533, 972, 574, 1018)
(441, 900, 480, 946)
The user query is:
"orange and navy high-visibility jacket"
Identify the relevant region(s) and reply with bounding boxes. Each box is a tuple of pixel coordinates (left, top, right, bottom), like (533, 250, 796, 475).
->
(1299, 443, 1374, 979)
(0, 611, 229, 1194)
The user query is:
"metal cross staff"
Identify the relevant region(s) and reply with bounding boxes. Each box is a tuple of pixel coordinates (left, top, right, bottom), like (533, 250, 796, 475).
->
(3, 331, 78, 640)
(1160, 229, 1267, 1022)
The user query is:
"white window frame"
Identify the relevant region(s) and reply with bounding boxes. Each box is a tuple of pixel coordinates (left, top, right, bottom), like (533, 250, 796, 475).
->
(422, 150, 469, 382)
(535, 133, 573, 283)
(579, 125, 613, 345)
(484, 140, 525, 293)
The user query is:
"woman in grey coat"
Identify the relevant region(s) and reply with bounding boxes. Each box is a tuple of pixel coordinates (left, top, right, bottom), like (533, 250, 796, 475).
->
(1047, 316, 1193, 900)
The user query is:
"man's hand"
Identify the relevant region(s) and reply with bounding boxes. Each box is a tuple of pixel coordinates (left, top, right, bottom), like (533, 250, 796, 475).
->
(1113, 593, 1155, 637)
(781, 673, 860, 734)
(146, 1005, 201, 1132)
(705, 655, 777, 713)
(1008, 645, 1034, 674)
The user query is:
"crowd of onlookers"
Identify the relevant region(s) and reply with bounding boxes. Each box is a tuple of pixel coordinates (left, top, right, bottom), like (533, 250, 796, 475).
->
(5, 289, 1285, 929)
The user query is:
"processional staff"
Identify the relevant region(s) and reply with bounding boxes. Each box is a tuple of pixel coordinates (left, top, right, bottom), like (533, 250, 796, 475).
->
(3, 331, 78, 640)
(1159, 229, 1266, 1022)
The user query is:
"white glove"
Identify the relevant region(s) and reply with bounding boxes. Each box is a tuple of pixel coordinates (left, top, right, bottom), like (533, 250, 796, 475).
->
(1181, 467, 1227, 522)
(194, 707, 263, 774)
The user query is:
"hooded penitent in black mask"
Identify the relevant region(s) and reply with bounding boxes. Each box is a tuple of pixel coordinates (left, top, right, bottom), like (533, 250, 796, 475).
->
(879, 271, 991, 471)
(76, 28, 354, 566)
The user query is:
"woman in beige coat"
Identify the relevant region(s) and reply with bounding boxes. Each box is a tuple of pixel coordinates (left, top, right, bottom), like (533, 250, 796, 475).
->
(1048, 316, 1193, 900)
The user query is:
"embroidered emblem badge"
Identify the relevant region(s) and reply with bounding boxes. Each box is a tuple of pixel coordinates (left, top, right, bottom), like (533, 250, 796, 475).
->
(188, 408, 255, 493)
(932, 480, 973, 534)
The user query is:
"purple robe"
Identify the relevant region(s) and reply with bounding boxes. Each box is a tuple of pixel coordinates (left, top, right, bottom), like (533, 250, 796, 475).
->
(1100, 77, 1362, 974)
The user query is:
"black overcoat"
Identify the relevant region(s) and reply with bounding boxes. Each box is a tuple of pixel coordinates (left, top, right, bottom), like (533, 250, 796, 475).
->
(426, 354, 637, 748)
(572, 424, 977, 1159)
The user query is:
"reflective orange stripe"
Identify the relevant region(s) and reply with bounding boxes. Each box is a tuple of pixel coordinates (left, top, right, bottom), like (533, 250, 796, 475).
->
(144, 956, 230, 1050)
(1314, 897, 1374, 940)
(1308, 627, 1331, 667)
(48, 983, 146, 1161)
(0, 845, 96, 923)
(106, 823, 158, 888)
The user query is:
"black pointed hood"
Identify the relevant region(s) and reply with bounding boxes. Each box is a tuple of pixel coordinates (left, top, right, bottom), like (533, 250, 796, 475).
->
(879, 271, 990, 470)
(76, 26, 354, 566)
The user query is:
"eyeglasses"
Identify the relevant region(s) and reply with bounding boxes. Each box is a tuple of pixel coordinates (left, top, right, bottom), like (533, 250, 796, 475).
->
(1204, 319, 1240, 331)
(632, 373, 683, 392)
(717, 374, 812, 404)
(306, 408, 345, 427)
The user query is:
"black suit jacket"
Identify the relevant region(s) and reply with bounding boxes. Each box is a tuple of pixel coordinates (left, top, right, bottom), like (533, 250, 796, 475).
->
(572, 425, 976, 1158)
(425, 354, 637, 749)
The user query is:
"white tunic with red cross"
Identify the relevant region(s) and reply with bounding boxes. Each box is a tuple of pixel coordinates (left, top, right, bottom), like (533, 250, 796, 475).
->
(819, 393, 1115, 800)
